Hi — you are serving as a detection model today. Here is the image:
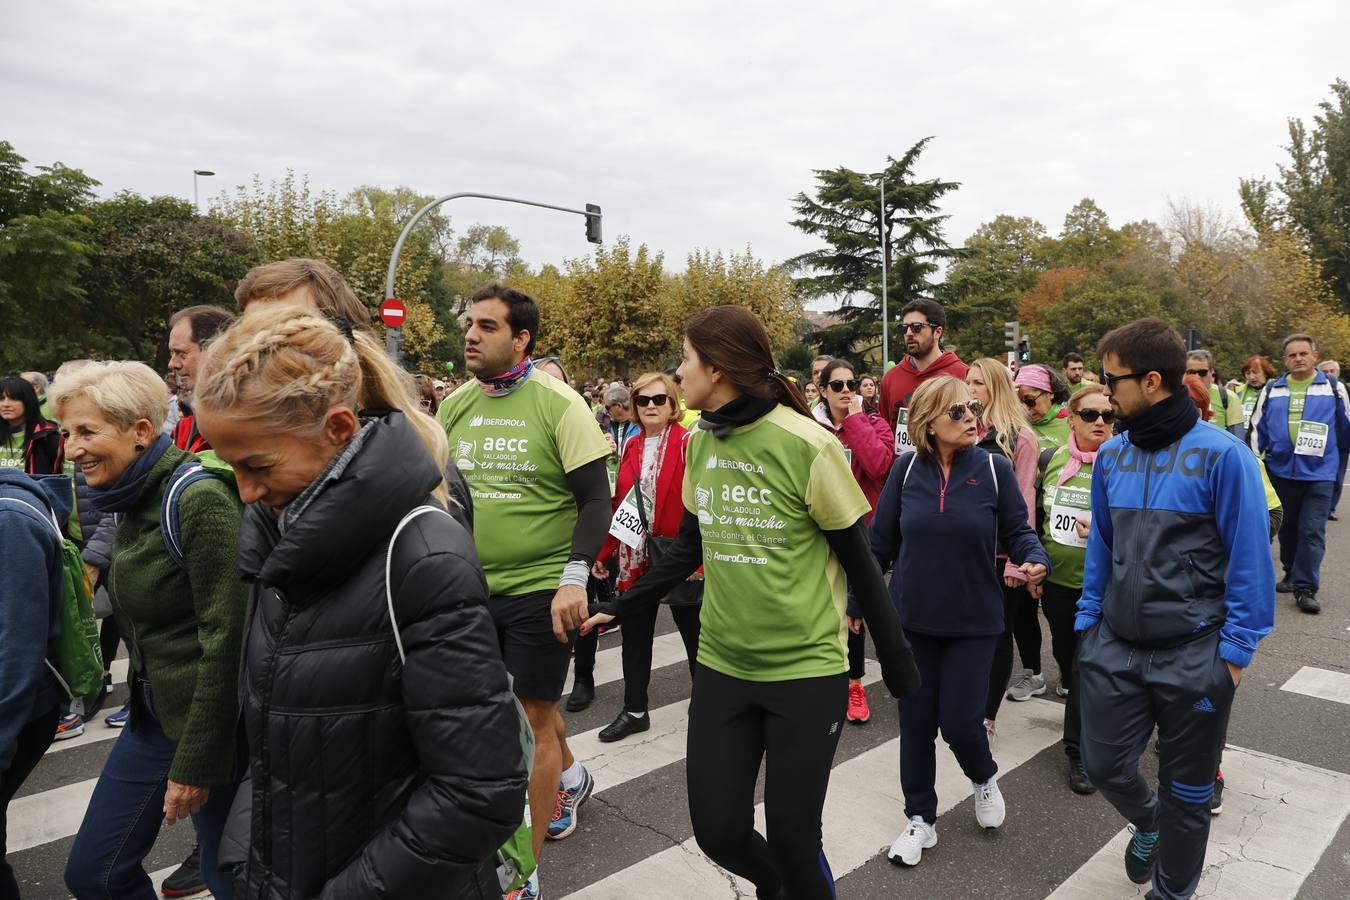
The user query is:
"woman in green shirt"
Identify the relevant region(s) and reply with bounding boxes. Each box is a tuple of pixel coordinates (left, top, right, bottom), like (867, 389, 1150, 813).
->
(582, 305, 918, 900)
(1037, 383, 1114, 797)
(1016, 364, 1072, 450)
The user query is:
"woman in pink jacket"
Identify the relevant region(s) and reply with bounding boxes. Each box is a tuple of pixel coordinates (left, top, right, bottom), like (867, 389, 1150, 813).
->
(813, 358, 895, 724)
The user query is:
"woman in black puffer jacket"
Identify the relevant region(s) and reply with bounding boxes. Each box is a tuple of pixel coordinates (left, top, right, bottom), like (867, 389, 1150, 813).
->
(194, 303, 528, 899)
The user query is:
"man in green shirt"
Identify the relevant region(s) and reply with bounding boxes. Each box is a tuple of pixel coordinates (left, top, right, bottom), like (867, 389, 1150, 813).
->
(1062, 352, 1086, 393)
(21, 372, 51, 423)
(438, 284, 611, 897)
(1186, 351, 1244, 438)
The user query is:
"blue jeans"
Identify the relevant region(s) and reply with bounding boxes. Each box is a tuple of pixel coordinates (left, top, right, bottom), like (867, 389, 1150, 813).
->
(1270, 475, 1334, 593)
(65, 681, 237, 899)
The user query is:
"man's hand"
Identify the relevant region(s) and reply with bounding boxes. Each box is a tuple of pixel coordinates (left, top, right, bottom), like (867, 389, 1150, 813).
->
(1226, 661, 1243, 687)
(164, 781, 209, 825)
(847, 615, 863, 635)
(551, 584, 589, 642)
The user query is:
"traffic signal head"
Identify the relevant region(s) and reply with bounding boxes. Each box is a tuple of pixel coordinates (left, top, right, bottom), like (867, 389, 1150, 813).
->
(585, 204, 603, 244)
(1004, 320, 1021, 351)
(1018, 336, 1031, 363)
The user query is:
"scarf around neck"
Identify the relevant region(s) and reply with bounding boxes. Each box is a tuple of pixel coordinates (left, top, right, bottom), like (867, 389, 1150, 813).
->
(1120, 389, 1199, 452)
(88, 434, 172, 513)
(1058, 430, 1099, 486)
(476, 357, 534, 397)
(698, 394, 778, 437)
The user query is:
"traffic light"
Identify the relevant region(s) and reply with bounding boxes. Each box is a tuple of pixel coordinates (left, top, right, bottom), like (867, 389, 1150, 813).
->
(1018, 336, 1031, 363)
(1004, 320, 1021, 351)
(585, 204, 603, 244)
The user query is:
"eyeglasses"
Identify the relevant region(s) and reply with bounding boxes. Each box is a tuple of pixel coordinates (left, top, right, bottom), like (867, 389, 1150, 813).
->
(827, 379, 860, 393)
(1102, 370, 1148, 391)
(1185, 368, 1209, 377)
(945, 400, 984, 422)
(1019, 391, 1045, 409)
(634, 394, 670, 407)
(902, 322, 937, 335)
(1075, 408, 1116, 424)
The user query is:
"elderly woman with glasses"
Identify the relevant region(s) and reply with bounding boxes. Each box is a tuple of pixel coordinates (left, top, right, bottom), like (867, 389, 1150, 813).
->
(1014, 364, 1071, 450)
(870, 375, 1049, 868)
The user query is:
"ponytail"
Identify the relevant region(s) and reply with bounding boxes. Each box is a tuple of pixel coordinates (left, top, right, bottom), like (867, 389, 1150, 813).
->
(686, 304, 815, 422)
(769, 370, 813, 419)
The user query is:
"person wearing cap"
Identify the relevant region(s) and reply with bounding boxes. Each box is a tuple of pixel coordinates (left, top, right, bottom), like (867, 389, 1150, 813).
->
(1014, 365, 1071, 450)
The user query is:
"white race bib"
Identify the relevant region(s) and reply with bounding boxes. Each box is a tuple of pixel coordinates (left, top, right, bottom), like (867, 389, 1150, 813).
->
(1295, 420, 1329, 457)
(608, 487, 646, 549)
(893, 408, 914, 455)
(1048, 485, 1091, 548)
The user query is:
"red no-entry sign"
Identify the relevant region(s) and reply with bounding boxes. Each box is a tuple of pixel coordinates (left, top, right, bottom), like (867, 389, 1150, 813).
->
(380, 298, 407, 328)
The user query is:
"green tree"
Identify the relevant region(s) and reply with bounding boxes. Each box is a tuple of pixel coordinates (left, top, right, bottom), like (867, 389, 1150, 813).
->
(665, 248, 800, 356)
(941, 215, 1051, 359)
(786, 138, 964, 361)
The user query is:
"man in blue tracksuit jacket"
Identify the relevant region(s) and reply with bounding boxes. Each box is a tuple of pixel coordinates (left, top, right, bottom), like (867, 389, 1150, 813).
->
(1248, 332, 1350, 614)
(1078, 319, 1274, 900)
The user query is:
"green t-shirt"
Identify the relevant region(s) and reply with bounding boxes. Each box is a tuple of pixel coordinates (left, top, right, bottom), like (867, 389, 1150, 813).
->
(1236, 384, 1261, 432)
(681, 404, 871, 682)
(1206, 384, 1243, 431)
(1031, 406, 1071, 450)
(1039, 446, 1093, 589)
(1286, 374, 1315, 445)
(438, 370, 610, 597)
(0, 433, 24, 470)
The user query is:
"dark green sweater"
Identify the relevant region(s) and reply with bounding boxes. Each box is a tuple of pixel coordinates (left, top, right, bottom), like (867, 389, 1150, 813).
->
(108, 445, 246, 785)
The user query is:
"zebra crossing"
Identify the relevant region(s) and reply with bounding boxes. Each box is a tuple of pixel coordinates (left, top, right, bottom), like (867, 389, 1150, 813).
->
(8, 630, 1350, 899)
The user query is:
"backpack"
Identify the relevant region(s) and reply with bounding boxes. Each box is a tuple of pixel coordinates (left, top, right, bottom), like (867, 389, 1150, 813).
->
(386, 505, 538, 893)
(160, 453, 237, 569)
(0, 496, 106, 715)
(1034, 446, 1058, 534)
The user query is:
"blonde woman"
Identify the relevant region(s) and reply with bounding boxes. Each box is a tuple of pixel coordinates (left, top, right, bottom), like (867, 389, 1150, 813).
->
(193, 304, 528, 898)
(870, 375, 1049, 867)
(56, 363, 246, 900)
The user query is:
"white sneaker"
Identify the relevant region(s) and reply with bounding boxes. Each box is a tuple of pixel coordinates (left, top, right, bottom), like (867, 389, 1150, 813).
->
(1007, 671, 1046, 701)
(1056, 683, 1070, 698)
(887, 816, 937, 866)
(973, 776, 1006, 829)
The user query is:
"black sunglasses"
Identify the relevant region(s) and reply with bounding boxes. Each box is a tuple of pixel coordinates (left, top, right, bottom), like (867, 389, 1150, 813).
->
(827, 379, 860, 393)
(902, 322, 937, 335)
(1019, 391, 1044, 408)
(1102, 370, 1148, 391)
(1186, 368, 1209, 377)
(1075, 408, 1116, 424)
(945, 400, 984, 422)
(634, 394, 670, 407)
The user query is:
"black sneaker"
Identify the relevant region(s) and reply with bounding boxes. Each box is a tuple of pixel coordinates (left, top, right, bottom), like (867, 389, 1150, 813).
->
(1210, 771, 1224, 815)
(1295, 591, 1322, 614)
(1069, 758, 1096, 795)
(598, 711, 650, 743)
(1124, 826, 1159, 885)
(1276, 576, 1295, 594)
(160, 845, 206, 897)
(565, 677, 594, 712)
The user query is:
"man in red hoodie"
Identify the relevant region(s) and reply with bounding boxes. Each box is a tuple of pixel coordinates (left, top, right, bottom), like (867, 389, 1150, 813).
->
(879, 298, 969, 454)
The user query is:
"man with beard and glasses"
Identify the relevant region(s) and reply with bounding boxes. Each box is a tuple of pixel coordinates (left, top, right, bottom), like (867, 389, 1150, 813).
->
(877, 299, 968, 457)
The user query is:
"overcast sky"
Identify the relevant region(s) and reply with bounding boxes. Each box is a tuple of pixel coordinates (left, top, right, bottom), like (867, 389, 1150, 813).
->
(4, 1, 1346, 290)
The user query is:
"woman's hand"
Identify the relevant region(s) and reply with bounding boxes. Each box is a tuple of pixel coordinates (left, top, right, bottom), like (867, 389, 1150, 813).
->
(848, 395, 864, 416)
(847, 615, 864, 635)
(1074, 514, 1091, 540)
(164, 781, 209, 825)
(1019, 562, 1048, 586)
(592, 560, 609, 580)
(580, 611, 615, 636)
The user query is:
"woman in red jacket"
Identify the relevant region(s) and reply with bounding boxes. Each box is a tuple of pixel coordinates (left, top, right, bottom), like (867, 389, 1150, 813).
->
(812, 359, 895, 724)
(592, 372, 700, 743)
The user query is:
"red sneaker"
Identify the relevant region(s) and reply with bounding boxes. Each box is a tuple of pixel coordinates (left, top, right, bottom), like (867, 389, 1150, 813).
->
(846, 682, 870, 724)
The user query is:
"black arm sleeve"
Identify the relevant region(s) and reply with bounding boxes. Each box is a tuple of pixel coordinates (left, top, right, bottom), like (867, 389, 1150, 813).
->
(564, 457, 613, 565)
(824, 519, 921, 699)
(604, 510, 704, 615)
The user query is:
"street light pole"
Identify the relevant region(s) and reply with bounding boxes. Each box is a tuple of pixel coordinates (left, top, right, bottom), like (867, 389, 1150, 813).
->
(383, 191, 603, 362)
(193, 169, 215, 213)
(879, 175, 888, 366)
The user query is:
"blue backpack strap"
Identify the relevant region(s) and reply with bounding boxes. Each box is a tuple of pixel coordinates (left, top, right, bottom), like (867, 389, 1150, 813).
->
(160, 462, 215, 570)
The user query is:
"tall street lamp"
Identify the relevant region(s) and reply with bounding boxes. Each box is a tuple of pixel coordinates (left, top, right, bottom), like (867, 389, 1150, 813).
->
(193, 169, 215, 212)
(873, 172, 889, 366)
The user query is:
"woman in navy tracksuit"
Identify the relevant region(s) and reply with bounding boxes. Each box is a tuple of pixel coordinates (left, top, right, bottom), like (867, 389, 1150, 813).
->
(870, 375, 1049, 867)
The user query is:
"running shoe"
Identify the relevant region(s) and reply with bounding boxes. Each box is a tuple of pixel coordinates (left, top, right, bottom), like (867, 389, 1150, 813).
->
(1124, 825, 1160, 884)
(1069, 758, 1095, 795)
(1006, 671, 1046, 701)
(973, 776, 1006, 829)
(547, 765, 594, 840)
(54, 713, 84, 741)
(1295, 591, 1321, 614)
(846, 682, 870, 724)
(886, 816, 937, 866)
(1210, 771, 1224, 815)
(504, 878, 540, 900)
(160, 845, 207, 897)
(106, 705, 130, 727)
(1056, 683, 1070, 698)
(1276, 576, 1294, 594)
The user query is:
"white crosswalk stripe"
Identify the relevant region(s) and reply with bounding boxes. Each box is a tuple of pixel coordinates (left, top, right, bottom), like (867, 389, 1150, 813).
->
(9, 634, 1349, 900)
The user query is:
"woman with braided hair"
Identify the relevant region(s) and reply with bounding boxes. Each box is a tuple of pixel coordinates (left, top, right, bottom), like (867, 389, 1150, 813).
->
(193, 303, 529, 898)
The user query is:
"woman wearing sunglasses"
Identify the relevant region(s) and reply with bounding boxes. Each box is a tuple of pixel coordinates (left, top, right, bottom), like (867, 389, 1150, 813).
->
(590, 372, 701, 742)
(1036, 383, 1114, 796)
(812, 359, 896, 725)
(871, 375, 1049, 867)
(964, 359, 1045, 737)
(1014, 364, 1071, 450)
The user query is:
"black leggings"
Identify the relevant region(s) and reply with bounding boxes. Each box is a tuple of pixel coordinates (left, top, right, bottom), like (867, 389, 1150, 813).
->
(847, 625, 866, 680)
(1039, 581, 1083, 757)
(99, 616, 121, 677)
(621, 601, 701, 712)
(687, 664, 847, 900)
(986, 582, 1041, 720)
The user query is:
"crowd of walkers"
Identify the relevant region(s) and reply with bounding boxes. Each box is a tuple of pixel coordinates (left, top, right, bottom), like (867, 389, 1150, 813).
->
(0, 262, 1327, 900)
